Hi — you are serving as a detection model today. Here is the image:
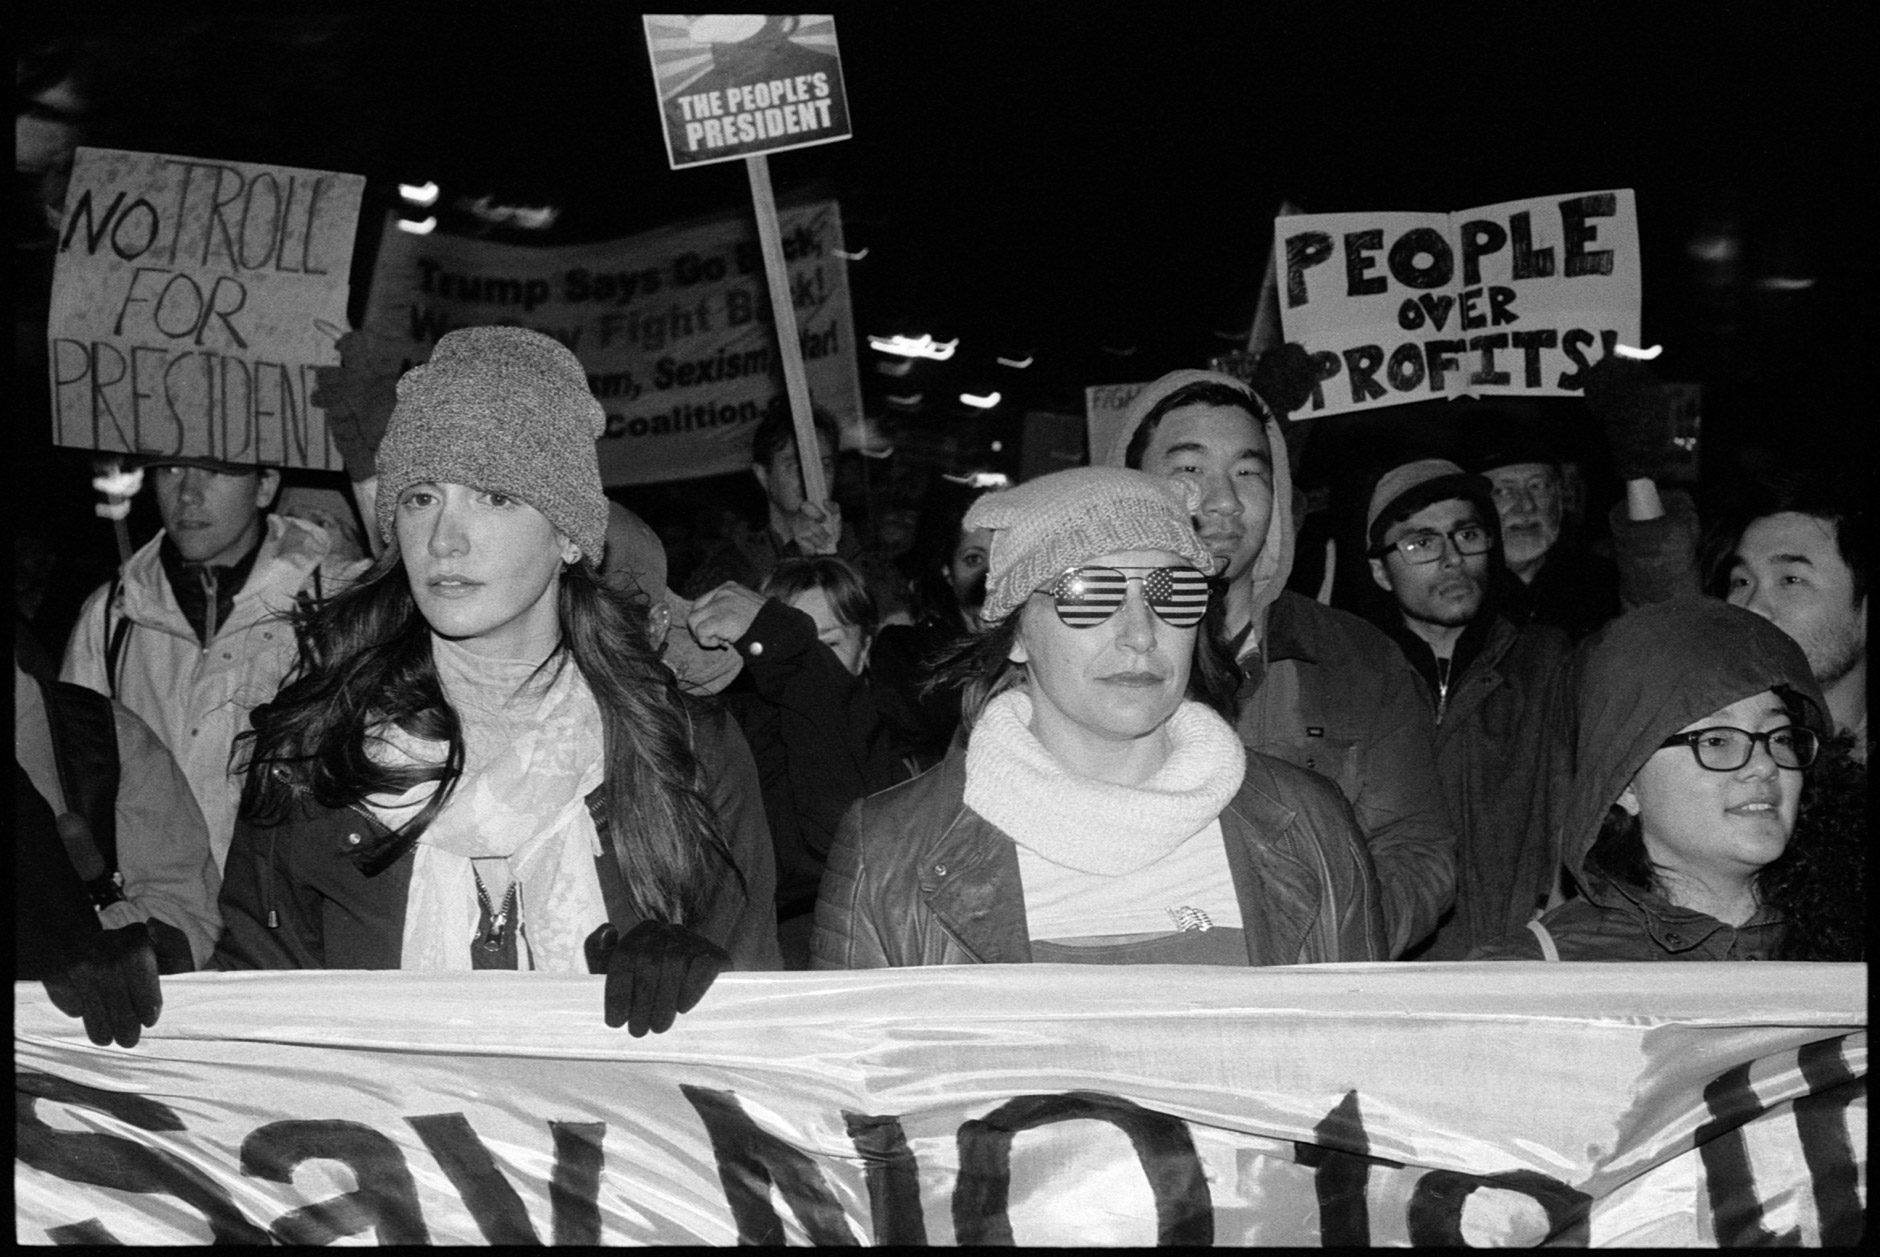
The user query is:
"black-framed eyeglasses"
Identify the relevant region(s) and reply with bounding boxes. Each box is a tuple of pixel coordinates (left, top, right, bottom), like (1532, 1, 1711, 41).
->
(1042, 565, 1212, 629)
(1370, 524, 1493, 565)
(1658, 725, 1819, 772)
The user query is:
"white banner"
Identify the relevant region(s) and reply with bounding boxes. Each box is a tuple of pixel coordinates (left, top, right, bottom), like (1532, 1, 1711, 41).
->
(358, 200, 862, 486)
(15, 964, 1865, 1245)
(1278, 189, 1642, 418)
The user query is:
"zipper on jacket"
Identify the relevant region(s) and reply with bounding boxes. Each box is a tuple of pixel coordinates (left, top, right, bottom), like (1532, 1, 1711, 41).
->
(1433, 655, 1452, 724)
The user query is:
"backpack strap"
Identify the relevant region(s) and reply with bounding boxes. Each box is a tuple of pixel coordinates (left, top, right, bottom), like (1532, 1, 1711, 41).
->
(1525, 914, 1561, 962)
(102, 576, 134, 701)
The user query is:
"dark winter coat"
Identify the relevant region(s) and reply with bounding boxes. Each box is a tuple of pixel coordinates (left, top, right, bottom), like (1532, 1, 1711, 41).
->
(1373, 611, 1575, 960)
(717, 598, 907, 918)
(213, 700, 781, 972)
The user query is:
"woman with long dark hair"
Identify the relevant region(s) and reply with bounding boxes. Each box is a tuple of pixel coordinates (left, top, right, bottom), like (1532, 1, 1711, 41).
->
(214, 327, 778, 1034)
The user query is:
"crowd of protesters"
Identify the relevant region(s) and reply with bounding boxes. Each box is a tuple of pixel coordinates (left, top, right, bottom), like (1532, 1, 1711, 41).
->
(16, 324, 1866, 1051)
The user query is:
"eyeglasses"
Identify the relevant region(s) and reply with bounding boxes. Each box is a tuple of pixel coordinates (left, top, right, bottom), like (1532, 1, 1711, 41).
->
(1370, 524, 1493, 565)
(1042, 565, 1212, 629)
(1658, 725, 1819, 772)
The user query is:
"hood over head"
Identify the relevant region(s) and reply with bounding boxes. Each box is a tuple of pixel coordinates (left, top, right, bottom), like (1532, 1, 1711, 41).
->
(1564, 596, 1827, 883)
(1103, 369, 1294, 633)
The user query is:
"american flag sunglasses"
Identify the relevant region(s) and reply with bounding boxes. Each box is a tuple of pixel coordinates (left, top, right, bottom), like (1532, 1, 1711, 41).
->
(1042, 565, 1212, 629)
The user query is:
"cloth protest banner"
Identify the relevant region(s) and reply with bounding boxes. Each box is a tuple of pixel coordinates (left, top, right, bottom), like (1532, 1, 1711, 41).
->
(1084, 381, 1150, 468)
(1279, 189, 1641, 418)
(47, 147, 365, 469)
(644, 15, 853, 170)
(16, 963, 1864, 1246)
(357, 200, 863, 487)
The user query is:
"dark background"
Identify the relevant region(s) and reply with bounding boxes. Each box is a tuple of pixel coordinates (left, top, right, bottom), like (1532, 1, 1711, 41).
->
(16, 3, 1874, 637)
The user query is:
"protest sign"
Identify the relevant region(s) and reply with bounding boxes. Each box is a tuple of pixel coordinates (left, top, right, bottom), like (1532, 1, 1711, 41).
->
(1279, 189, 1640, 419)
(357, 200, 862, 486)
(47, 147, 365, 469)
(1084, 381, 1150, 467)
(644, 15, 852, 170)
(16, 964, 1864, 1246)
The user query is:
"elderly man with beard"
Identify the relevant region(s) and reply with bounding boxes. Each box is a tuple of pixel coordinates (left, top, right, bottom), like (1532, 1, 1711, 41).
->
(1363, 458, 1575, 959)
(1469, 427, 1622, 643)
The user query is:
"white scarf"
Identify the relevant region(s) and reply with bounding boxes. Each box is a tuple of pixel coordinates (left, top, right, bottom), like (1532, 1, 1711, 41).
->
(365, 635, 607, 972)
(964, 690, 1246, 876)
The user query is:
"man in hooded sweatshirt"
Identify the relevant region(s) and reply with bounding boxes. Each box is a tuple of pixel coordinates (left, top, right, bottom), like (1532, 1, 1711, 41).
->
(1108, 370, 1456, 956)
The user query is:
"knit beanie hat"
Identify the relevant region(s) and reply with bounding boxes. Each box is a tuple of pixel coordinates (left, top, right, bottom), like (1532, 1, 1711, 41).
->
(967, 466, 1216, 624)
(375, 326, 608, 563)
(1365, 457, 1497, 550)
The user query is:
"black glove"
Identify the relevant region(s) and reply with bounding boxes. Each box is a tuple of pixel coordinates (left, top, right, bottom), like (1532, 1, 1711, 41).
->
(42, 922, 162, 1048)
(587, 920, 729, 1037)
(1581, 355, 1672, 482)
(1249, 341, 1319, 417)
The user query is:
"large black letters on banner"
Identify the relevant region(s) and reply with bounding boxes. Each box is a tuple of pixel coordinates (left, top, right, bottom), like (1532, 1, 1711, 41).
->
(16, 1069, 268, 1244)
(952, 1090, 1211, 1246)
(239, 1119, 428, 1244)
(1697, 1034, 1867, 1247)
(681, 1084, 859, 1245)
(845, 1111, 930, 1245)
(1292, 1089, 1402, 1246)
(1406, 1167, 1592, 1246)
(404, 1111, 604, 1245)
(1793, 1035, 1865, 1246)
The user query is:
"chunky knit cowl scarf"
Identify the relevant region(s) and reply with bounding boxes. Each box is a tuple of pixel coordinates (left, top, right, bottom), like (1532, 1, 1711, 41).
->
(963, 689, 1246, 876)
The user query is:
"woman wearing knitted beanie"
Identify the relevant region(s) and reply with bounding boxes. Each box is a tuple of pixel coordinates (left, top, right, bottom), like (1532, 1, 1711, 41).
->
(215, 326, 780, 1034)
(811, 466, 1386, 968)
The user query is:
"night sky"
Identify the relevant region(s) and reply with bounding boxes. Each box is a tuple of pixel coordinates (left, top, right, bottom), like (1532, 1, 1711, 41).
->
(18, 3, 1874, 467)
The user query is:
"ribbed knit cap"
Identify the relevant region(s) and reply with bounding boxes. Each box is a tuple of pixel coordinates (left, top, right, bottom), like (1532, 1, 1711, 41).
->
(375, 326, 608, 563)
(1365, 457, 1497, 549)
(967, 466, 1216, 624)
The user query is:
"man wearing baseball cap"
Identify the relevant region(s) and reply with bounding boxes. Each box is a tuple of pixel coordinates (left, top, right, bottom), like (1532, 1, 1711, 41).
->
(1363, 457, 1574, 958)
(61, 449, 366, 871)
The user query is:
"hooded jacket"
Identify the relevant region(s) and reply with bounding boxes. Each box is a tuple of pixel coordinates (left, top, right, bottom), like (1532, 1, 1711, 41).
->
(1106, 371, 1456, 956)
(63, 514, 366, 872)
(1470, 597, 1827, 961)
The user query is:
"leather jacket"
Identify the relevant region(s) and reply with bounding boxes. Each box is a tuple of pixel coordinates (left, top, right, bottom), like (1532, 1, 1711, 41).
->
(811, 746, 1388, 968)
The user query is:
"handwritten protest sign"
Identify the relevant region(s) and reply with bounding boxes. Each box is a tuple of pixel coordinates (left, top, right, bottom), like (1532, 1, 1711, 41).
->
(358, 200, 862, 487)
(47, 147, 364, 468)
(1279, 189, 1640, 418)
(15, 964, 1864, 1245)
(1084, 381, 1150, 467)
(644, 15, 852, 169)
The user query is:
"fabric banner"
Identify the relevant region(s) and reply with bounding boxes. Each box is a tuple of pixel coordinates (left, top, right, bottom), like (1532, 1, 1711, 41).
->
(357, 199, 862, 487)
(15, 963, 1864, 1246)
(47, 147, 366, 469)
(1278, 189, 1641, 418)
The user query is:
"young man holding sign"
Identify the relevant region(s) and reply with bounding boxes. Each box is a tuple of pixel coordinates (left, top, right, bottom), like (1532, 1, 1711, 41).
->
(1108, 371, 1456, 957)
(61, 452, 364, 872)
